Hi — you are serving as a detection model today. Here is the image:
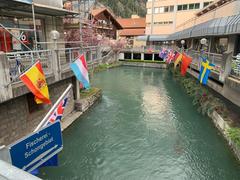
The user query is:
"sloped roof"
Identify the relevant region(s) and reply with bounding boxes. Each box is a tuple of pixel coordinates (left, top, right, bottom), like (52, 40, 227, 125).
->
(91, 7, 122, 29)
(118, 28, 145, 36)
(117, 18, 146, 29)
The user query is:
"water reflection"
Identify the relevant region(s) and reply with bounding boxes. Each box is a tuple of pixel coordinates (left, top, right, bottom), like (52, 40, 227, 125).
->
(40, 67, 240, 180)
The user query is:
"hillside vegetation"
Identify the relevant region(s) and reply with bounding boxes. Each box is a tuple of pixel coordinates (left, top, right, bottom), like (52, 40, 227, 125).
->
(99, 0, 147, 18)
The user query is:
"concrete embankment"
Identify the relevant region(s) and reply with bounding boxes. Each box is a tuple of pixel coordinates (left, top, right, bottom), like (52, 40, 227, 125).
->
(121, 60, 167, 69)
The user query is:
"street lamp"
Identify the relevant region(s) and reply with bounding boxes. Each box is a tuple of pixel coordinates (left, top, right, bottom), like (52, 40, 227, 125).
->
(200, 38, 208, 55)
(181, 39, 185, 52)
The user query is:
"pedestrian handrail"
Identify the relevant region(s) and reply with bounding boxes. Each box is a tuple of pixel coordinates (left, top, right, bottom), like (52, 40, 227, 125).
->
(231, 55, 240, 78)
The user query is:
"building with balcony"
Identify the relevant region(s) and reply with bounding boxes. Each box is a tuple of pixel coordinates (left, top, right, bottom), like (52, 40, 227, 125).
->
(0, 0, 104, 147)
(90, 7, 123, 39)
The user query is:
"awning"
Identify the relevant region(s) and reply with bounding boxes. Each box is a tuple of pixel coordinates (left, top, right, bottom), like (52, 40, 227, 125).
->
(168, 13, 240, 40)
(136, 35, 149, 41)
(148, 35, 168, 41)
(225, 14, 240, 34)
(33, 3, 79, 16)
(191, 20, 213, 37)
(167, 31, 181, 40)
(0, 0, 79, 16)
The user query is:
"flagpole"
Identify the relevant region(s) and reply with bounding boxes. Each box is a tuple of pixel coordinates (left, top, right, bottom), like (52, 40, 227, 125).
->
(34, 84, 73, 132)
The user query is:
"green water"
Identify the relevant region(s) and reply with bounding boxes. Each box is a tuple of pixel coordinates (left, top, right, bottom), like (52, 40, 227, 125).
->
(40, 67, 240, 180)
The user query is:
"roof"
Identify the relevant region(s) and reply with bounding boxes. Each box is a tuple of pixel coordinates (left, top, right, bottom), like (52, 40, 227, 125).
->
(91, 7, 123, 29)
(0, 0, 79, 16)
(118, 28, 145, 36)
(91, 8, 122, 29)
(117, 18, 146, 29)
(167, 13, 240, 40)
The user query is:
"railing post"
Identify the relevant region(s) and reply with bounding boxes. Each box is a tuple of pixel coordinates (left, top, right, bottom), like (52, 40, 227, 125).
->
(52, 48, 61, 81)
(0, 52, 13, 102)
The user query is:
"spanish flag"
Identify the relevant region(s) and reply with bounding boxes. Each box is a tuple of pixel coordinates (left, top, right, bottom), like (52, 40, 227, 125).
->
(20, 60, 51, 104)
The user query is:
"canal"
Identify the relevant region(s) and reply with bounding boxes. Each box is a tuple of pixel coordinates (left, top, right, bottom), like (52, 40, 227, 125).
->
(40, 67, 240, 180)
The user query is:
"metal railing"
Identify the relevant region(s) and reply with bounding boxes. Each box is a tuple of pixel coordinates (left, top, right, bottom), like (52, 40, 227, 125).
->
(186, 50, 224, 73)
(5, 46, 100, 83)
(6, 50, 53, 82)
(231, 55, 240, 78)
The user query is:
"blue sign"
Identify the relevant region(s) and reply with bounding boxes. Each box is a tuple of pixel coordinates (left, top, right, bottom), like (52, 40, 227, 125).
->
(14, 0, 32, 4)
(9, 122, 63, 172)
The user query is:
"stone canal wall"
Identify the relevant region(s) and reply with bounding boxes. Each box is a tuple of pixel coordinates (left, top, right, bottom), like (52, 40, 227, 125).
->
(211, 111, 240, 161)
(0, 78, 76, 146)
(121, 61, 167, 69)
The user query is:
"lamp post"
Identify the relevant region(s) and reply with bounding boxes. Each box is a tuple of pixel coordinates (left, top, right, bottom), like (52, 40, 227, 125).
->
(180, 39, 185, 53)
(200, 38, 208, 58)
(171, 40, 174, 49)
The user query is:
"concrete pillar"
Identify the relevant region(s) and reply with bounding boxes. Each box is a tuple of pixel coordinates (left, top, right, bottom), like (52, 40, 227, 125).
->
(219, 52, 233, 82)
(131, 52, 133, 60)
(141, 53, 144, 60)
(118, 52, 124, 60)
(0, 52, 13, 102)
(75, 78, 80, 100)
(52, 48, 61, 81)
(152, 53, 154, 61)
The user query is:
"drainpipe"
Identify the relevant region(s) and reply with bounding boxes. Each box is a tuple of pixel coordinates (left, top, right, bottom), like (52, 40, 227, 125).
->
(150, 0, 154, 35)
(32, 3, 38, 50)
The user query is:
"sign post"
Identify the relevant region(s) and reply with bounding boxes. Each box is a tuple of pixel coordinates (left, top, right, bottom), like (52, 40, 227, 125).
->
(8, 121, 63, 172)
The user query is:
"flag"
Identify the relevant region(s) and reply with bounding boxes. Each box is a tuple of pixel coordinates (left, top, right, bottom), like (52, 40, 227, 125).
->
(48, 94, 69, 125)
(181, 53, 192, 76)
(166, 50, 175, 64)
(198, 60, 215, 85)
(159, 48, 168, 60)
(70, 54, 90, 89)
(20, 60, 51, 104)
(174, 52, 183, 69)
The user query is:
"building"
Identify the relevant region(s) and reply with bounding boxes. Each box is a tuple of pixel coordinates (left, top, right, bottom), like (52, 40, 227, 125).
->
(90, 7, 123, 39)
(0, 0, 102, 146)
(0, 0, 79, 52)
(134, 0, 240, 107)
(117, 15, 146, 47)
(144, 0, 213, 44)
(63, 2, 123, 46)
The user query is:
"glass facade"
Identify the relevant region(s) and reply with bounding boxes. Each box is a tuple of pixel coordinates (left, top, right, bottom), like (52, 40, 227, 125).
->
(0, 16, 46, 52)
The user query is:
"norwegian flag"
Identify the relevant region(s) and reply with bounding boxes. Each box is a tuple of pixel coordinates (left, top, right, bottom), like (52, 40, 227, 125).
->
(166, 50, 176, 64)
(48, 95, 69, 124)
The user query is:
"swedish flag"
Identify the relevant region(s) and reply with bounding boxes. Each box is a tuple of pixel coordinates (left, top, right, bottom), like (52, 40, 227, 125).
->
(198, 59, 215, 85)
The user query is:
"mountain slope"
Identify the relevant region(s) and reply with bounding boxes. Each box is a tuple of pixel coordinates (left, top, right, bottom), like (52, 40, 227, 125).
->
(98, 0, 147, 18)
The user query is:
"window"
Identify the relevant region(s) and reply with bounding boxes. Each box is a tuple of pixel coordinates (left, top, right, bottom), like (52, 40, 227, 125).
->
(147, 8, 152, 14)
(177, 5, 183, 11)
(182, 4, 188, 10)
(204, 1, 213, 7)
(195, 3, 200, 9)
(159, 7, 164, 13)
(154, 7, 159, 13)
(169, 6, 174, 12)
(164, 6, 169, 12)
(189, 3, 195, 10)
(154, 21, 173, 25)
(177, 3, 200, 11)
(211, 37, 228, 54)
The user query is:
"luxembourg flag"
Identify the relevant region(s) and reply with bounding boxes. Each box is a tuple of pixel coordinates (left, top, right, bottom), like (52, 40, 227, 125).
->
(70, 54, 90, 89)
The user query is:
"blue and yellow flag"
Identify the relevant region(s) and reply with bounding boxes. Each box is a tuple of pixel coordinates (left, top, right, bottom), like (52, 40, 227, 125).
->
(198, 60, 215, 85)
